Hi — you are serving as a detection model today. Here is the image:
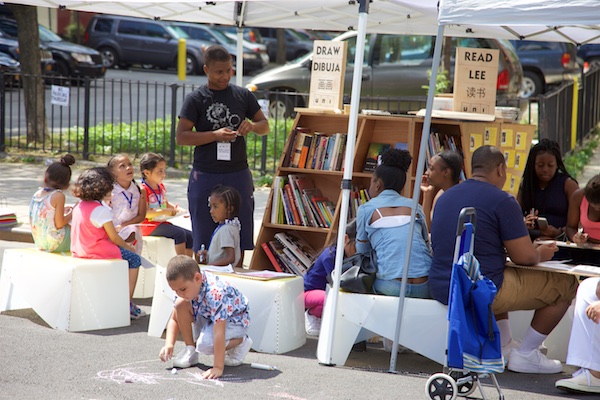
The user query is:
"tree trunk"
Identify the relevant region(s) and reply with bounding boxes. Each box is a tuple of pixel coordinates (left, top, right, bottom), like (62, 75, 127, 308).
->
(10, 5, 47, 143)
(276, 28, 286, 64)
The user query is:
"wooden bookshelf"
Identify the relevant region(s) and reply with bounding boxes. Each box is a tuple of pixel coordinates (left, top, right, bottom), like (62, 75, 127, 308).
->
(250, 110, 536, 271)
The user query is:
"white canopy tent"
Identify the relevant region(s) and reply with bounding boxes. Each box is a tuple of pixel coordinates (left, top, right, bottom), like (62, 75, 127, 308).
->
(7, 0, 600, 371)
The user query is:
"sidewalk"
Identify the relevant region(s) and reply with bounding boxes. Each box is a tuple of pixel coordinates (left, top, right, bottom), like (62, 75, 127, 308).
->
(0, 159, 591, 399)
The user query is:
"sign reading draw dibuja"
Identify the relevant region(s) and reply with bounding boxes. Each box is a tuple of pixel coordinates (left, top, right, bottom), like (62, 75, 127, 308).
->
(453, 47, 499, 115)
(309, 40, 347, 111)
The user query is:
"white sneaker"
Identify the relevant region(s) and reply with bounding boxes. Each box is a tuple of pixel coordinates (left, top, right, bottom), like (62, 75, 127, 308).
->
(501, 338, 521, 363)
(507, 348, 562, 374)
(556, 368, 600, 393)
(172, 345, 199, 369)
(224, 336, 253, 367)
(305, 310, 321, 336)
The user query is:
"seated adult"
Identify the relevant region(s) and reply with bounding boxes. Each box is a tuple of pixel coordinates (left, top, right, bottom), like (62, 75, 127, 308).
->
(566, 175, 600, 265)
(421, 150, 464, 228)
(430, 145, 578, 374)
(356, 148, 432, 299)
(518, 139, 578, 240)
(555, 277, 600, 394)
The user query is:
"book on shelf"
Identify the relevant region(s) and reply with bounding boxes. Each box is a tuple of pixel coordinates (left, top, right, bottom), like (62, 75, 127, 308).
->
(289, 128, 313, 168)
(283, 247, 307, 276)
(280, 185, 295, 225)
(297, 133, 313, 169)
(261, 242, 284, 272)
(270, 176, 284, 224)
(306, 132, 322, 169)
(363, 142, 408, 172)
(364, 142, 390, 172)
(283, 183, 301, 225)
(289, 174, 317, 227)
(274, 232, 318, 270)
(334, 134, 347, 171)
(322, 135, 337, 171)
(282, 128, 297, 168)
(303, 187, 330, 228)
(313, 135, 329, 170)
(266, 240, 295, 275)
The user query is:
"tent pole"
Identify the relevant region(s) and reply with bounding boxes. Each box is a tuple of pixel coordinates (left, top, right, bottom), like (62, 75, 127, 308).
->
(317, 0, 369, 365)
(388, 23, 446, 372)
(234, 1, 245, 87)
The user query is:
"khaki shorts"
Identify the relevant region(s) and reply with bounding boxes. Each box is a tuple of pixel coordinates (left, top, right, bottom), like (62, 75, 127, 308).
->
(492, 267, 579, 315)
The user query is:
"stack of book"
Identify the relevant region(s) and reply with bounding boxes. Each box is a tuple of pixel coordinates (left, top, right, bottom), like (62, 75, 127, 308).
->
(426, 130, 466, 180)
(284, 128, 347, 171)
(0, 208, 17, 227)
(270, 174, 336, 228)
(261, 232, 319, 276)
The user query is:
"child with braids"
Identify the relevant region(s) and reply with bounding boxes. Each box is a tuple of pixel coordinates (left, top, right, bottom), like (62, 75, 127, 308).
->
(29, 154, 76, 252)
(70, 167, 146, 319)
(197, 185, 242, 267)
(356, 148, 432, 299)
(139, 152, 193, 256)
(518, 138, 578, 240)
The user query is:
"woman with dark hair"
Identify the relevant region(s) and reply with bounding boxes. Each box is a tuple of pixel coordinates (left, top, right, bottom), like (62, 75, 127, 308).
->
(518, 138, 578, 240)
(421, 150, 464, 228)
(356, 148, 432, 299)
(567, 174, 600, 245)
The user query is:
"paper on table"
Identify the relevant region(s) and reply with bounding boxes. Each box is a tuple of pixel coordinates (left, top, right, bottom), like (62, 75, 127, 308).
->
(571, 264, 600, 274)
(201, 264, 234, 273)
(535, 239, 600, 251)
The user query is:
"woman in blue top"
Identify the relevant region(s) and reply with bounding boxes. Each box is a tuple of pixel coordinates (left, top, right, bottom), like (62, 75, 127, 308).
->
(356, 148, 432, 298)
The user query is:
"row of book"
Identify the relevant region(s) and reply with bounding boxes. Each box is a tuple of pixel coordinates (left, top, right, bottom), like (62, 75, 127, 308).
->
(261, 232, 319, 276)
(283, 128, 347, 171)
(348, 187, 371, 220)
(426, 130, 467, 180)
(271, 174, 336, 228)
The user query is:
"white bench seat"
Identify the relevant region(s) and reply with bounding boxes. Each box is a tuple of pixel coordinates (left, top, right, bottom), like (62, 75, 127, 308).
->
(0, 248, 130, 332)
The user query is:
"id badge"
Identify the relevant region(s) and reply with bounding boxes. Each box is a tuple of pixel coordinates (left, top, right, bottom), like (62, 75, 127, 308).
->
(217, 142, 231, 161)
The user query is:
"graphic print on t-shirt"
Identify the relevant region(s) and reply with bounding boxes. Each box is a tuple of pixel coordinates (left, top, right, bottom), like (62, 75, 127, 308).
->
(207, 102, 241, 132)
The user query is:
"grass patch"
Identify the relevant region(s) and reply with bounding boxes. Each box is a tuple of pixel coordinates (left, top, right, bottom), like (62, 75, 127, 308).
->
(564, 129, 600, 179)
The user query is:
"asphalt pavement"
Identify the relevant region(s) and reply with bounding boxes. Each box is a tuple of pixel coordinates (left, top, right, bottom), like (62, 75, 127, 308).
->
(0, 159, 591, 400)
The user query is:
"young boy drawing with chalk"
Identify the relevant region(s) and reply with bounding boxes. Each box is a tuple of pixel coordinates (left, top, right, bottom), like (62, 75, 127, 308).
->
(159, 255, 251, 379)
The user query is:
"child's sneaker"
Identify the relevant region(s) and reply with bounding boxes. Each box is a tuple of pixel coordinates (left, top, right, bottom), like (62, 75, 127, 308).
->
(172, 345, 199, 369)
(224, 336, 253, 367)
(305, 310, 321, 336)
(130, 302, 147, 320)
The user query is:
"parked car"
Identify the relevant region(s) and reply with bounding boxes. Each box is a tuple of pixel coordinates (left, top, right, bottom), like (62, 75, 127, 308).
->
(577, 44, 600, 72)
(511, 40, 580, 98)
(257, 28, 314, 61)
(246, 32, 524, 118)
(213, 26, 264, 45)
(0, 17, 105, 81)
(168, 22, 268, 74)
(0, 30, 53, 77)
(83, 15, 207, 75)
(0, 50, 20, 85)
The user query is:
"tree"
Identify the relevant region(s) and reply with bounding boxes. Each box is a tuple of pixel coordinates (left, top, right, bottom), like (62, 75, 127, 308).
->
(276, 28, 286, 64)
(9, 4, 47, 143)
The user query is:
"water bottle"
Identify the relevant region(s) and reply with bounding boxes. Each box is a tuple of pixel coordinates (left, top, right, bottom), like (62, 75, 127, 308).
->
(198, 244, 206, 264)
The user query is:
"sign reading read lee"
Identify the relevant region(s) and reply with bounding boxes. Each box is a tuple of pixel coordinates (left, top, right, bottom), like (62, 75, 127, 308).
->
(453, 47, 499, 115)
(308, 40, 347, 111)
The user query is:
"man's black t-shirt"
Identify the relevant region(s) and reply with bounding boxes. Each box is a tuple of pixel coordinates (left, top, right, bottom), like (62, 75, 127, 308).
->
(179, 84, 261, 173)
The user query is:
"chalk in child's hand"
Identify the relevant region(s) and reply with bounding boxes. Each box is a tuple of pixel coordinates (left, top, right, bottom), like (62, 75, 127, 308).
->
(171, 368, 177, 375)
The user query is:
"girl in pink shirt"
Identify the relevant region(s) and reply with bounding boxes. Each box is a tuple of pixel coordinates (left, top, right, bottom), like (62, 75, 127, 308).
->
(70, 167, 146, 320)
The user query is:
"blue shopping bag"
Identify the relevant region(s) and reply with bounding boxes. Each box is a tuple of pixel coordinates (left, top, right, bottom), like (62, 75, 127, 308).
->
(447, 253, 504, 374)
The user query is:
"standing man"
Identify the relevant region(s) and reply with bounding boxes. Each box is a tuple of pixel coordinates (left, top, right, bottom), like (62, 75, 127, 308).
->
(176, 45, 269, 266)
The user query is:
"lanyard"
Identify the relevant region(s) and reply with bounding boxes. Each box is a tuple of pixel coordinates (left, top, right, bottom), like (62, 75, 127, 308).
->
(143, 179, 163, 208)
(209, 223, 225, 247)
(121, 191, 133, 209)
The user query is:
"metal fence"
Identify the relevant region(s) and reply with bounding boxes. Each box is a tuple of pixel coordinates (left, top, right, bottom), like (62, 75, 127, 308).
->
(1, 69, 599, 174)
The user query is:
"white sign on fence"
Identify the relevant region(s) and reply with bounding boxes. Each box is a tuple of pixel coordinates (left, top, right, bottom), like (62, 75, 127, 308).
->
(51, 85, 70, 107)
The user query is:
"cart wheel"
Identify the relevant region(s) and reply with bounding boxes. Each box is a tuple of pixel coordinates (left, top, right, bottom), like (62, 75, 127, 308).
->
(449, 371, 476, 397)
(425, 373, 458, 400)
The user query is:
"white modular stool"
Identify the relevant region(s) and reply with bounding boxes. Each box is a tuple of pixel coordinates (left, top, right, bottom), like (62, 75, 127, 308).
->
(148, 266, 306, 354)
(0, 248, 130, 331)
(133, 236, 177, 299)
(317, 290, 448, 366)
